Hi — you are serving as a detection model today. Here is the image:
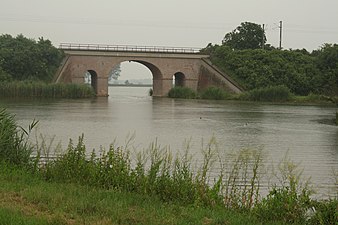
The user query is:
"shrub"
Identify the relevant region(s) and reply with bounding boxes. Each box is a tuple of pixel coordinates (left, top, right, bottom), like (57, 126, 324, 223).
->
(241, 85, 292, 102)
(44, 135, 96, 184)
(168, 87, 197, 99)
(200, 87, 230, 100)
(254, 156, 313, 223)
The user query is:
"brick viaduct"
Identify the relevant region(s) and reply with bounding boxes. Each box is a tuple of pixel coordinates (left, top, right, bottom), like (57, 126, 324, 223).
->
(54, 44, 243, 97)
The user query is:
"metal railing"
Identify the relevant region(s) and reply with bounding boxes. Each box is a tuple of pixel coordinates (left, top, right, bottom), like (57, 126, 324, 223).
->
(59, 43, 202, 54)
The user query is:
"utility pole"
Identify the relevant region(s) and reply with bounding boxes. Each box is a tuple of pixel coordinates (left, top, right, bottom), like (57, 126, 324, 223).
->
(279, 21, 283, 50)
(262, 24, 265, 49)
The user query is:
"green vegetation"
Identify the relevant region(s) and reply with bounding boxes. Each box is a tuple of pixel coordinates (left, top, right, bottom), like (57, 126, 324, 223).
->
(0, 163, 271, 225)
(0, 108, 337, 224)
(0, 34, 63, 82)
(200, 86, 231, 100)
(0, 82, 95, 98)
(240, 85, 292, 102)
(222, 22, 266, 50)
(168, 87, 197, 99)
(0, 34, 96, 98)
(0, 108, 37, 167)
(170, 22, 337, 103)
(168, 86, 337, 105)
(202, 22, 338, 98)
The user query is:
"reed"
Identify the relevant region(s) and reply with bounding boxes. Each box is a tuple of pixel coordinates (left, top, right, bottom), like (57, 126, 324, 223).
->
(168, 87, 197, 99)
(200, 86, 230, 100)
(0, 108, 37, 167)
(0, 81, 95, 98)
(241, 85, 292, 102)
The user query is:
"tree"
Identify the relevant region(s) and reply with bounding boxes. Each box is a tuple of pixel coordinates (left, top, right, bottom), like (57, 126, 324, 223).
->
(222, 22, 266, 50)
(109, 64, 121, 81)
(0, 34, 63, 82)
(313, 44, 338, 95)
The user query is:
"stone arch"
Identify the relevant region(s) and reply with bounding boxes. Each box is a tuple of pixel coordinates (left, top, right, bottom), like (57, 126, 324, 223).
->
(173, 72, 185, 87)
(108, 59, 164, 96)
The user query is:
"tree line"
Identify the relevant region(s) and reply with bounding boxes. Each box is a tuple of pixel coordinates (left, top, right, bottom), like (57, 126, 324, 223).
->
(1, 29, 337, 97)
(202, 22, 338, 96)
(0, 34, 63, 82)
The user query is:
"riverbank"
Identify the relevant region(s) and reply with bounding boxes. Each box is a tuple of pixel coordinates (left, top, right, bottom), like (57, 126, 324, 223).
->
(168, 86, 338, 106)
(0, 163, 273, 225)
(0, 107, 337, 225)
(0, 82, 95, 98)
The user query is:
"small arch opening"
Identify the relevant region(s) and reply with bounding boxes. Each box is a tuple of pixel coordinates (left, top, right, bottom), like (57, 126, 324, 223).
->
(85, 70, 98, 94)
(173, 72, 185, 87)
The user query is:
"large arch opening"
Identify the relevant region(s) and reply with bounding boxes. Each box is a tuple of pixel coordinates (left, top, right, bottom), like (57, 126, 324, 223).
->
(84, 70, 98, 94)
(108, 60, 163, 96)
(173, 72, 185, 87)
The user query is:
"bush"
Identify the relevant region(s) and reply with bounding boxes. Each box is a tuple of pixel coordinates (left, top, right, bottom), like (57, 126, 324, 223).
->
(168, 87, 197, 99)
(200, 87, 230, 100)
(254, 156, 313, 224)
(254, 186, 311, 223)
(241, 85, 292, 102)
(0, 108, 37, 166)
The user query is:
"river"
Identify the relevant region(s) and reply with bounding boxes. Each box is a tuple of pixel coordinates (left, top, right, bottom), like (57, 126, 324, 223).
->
(1, 86, 337, 198)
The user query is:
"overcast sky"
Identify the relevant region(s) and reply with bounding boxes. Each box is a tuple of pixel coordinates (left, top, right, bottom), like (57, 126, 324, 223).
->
(1, 0, 338, 79)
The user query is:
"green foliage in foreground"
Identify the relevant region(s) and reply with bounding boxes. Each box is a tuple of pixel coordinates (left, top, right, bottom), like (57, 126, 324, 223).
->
(0, 208, 51, 225)
(0, 109, 37, 166)
(0, 82, 95, 98)
(0, 163, 270, 225)
(1, 108, 337, 224)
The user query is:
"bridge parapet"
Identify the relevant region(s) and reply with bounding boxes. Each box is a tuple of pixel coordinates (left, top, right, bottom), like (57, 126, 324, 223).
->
(59, 43, 202, 54)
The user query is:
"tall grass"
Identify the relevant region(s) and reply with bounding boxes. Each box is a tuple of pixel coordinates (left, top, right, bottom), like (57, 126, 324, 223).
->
(0, 108, 37, 167)
(168, 87, 197, 99)
(241, 85, 292, 102)
(1, 108, 337, 223)
(37, 134, 337, 223)
(200, 86, 230, 100)
(0, 81, 95, 98)
(39, 136, 270, 210)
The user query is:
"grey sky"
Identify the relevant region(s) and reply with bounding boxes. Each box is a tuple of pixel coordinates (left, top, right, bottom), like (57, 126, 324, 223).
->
(1, 0, 338, 79)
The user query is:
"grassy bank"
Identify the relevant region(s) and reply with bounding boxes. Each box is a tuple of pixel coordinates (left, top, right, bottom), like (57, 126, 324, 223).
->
(0, 163, 273, 225)
(169, 86, 337, 104)
(0, 108, 337, 224)
(0, 82, 95, 98)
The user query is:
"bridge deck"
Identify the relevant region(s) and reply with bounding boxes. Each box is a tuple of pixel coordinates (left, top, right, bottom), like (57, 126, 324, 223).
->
(59, 43, 202, 54)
